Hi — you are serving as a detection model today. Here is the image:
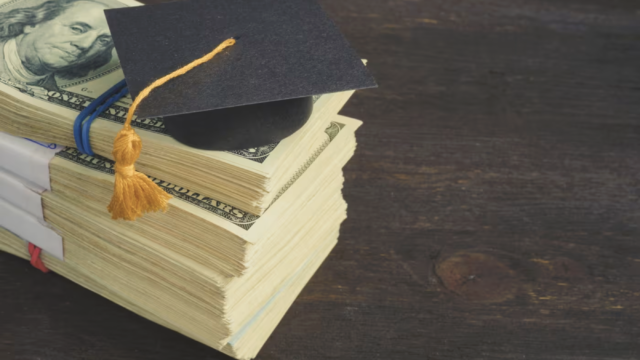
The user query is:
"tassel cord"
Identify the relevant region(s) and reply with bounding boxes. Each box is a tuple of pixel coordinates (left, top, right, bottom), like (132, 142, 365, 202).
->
(123, 38, 236, 129)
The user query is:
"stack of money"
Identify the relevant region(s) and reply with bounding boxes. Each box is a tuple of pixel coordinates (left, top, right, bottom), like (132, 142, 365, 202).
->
(0, 0, 368, 358)
(1, 114, 362, 359)
(0, 113, 360, 359)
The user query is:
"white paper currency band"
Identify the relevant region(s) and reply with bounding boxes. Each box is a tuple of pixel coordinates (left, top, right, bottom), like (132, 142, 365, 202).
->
(0, 132, 64, 260)
(0, 198, 64, 261)
(0, 168, 46, 221)
(0, 132, 63, 190)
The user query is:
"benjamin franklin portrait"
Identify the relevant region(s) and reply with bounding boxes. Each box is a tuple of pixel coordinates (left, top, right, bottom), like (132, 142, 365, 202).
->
(0, 0, 116, 91)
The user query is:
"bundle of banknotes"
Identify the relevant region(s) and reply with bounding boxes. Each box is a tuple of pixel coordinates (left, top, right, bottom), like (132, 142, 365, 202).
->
(0, 1, 364, 358)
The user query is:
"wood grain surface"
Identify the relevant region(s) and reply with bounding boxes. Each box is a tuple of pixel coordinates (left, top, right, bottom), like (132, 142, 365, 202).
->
(2, 0, 639, 359)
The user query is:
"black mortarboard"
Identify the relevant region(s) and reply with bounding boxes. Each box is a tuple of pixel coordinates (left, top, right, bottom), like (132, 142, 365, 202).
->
(104, 0, 376, 150)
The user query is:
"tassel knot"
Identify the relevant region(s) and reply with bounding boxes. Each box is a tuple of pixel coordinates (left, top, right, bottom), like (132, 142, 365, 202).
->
(115, 163, 136, 177)
(112, 127, 142, 164)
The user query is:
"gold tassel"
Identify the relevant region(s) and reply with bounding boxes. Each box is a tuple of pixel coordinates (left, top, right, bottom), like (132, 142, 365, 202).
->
(108, 38, 236, 221)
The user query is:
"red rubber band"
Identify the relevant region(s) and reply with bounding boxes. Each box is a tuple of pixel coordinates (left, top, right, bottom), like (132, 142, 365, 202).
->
(28, 243, 50, 273)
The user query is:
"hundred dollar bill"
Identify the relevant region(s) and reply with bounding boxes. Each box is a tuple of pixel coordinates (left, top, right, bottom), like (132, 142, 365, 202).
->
(0, 0, 138, 101)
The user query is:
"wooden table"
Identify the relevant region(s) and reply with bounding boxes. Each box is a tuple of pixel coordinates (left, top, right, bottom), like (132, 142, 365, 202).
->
(1, 0, 639, 359)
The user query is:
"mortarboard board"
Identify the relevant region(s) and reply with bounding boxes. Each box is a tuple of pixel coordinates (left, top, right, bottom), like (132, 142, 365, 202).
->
(104, 0, 376, 150)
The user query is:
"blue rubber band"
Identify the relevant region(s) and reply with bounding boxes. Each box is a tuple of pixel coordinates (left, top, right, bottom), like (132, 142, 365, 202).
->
(74, 79, 128, 155)
(74, 80, 126, 154)
(82, 85, 129, 156)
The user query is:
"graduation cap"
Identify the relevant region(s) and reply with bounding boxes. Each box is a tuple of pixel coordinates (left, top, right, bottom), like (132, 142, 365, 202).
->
(103, 0, 376, 150)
